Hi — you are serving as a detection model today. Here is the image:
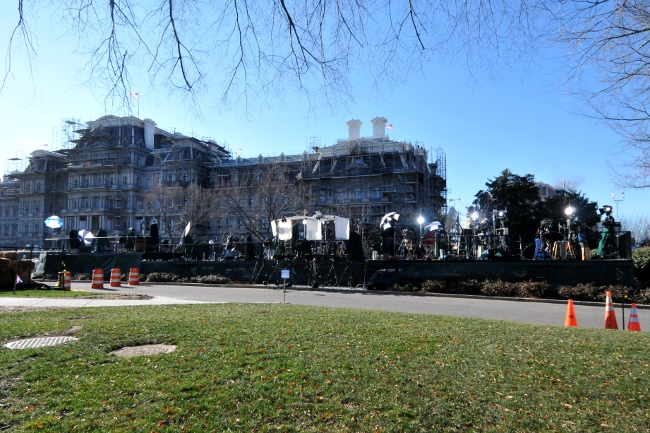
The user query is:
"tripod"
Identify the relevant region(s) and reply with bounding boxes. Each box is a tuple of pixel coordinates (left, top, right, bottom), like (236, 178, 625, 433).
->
(597, 227, 619, 259)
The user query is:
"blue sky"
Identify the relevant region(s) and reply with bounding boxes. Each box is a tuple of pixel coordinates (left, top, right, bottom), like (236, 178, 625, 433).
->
(1, 9, 647, 222)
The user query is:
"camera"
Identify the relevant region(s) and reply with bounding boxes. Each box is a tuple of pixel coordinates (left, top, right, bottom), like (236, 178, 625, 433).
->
(599, 205, 613, 216)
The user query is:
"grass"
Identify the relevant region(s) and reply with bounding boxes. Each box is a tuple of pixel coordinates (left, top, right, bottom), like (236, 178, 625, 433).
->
(1, 304, 650, 432)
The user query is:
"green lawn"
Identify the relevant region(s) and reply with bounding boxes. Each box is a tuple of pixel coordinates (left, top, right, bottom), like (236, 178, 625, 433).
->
(1, 304, 649, 432)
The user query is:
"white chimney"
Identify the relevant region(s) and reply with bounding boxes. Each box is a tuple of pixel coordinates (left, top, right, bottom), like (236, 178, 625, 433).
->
(371, 117, 387, 138)
(346, 119, 362, 140)
(143, 118, 156, 149)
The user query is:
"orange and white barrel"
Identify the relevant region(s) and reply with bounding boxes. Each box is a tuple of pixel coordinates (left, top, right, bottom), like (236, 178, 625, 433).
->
(109, 268, 121, 287)
(63, 271, 72, 291)
(128, 268, 140, 286)
(91, 268, 104, 289)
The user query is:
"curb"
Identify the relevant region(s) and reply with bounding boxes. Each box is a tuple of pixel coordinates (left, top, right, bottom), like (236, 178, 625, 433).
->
(23, 280, 650, 310)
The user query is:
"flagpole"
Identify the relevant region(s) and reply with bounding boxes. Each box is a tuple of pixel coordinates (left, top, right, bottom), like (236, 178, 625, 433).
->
(129, 92, 140, 118)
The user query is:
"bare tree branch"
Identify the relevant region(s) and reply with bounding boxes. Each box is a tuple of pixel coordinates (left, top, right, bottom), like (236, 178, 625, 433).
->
(2, 0, 38, 93)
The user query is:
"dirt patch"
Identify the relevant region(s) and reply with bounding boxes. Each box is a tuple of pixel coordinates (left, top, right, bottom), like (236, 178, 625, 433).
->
(110, 344, 177, 358)
(75, 293, 154, 301)
(0, 306, 74, 314)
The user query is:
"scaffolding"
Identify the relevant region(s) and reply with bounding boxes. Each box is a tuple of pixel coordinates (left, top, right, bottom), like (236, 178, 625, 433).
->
(60, 118, 83, 150)
(301, 137, 446, 223)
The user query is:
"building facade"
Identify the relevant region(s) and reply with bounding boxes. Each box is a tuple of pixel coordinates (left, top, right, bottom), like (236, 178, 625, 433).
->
(0, 115, 446, 249)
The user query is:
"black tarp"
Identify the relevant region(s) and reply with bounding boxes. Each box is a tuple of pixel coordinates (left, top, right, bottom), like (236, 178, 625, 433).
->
(35, 252, 143, 279)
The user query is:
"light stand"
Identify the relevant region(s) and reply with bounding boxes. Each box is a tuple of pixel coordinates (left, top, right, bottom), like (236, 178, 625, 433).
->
(417, 216, 424, 248)
(612, 192, 624, 220)
(471, 211, 479, 259)
(564, 205, 576, 259)
(321, 219, 328, 257)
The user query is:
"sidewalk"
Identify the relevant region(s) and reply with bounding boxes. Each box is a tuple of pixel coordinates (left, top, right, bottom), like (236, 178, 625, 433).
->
(0, 296, 210, 308)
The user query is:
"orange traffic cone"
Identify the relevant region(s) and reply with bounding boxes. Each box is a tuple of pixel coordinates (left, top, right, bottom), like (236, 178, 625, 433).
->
(604, 291, 619, 330)
(565, 299, 578, 327)
(628, 303, 641, 331)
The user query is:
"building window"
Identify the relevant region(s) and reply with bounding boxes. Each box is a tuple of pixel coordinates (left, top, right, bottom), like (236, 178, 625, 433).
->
(373, 188, 381, 199)
(122, 176, 128, 185)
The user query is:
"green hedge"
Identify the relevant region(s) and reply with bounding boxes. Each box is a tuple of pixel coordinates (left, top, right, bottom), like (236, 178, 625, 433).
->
(144, 272, 230, 284)
(633, 247, 650, 285)
(418, 279, 649, 304)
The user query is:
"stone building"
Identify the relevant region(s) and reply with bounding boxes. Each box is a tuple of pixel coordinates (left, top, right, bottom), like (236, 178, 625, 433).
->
(0, 115, 446, 250)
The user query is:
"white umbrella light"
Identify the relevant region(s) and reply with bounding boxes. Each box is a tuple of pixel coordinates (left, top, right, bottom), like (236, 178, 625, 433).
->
(424, 221, 443, 232)
(44, 215, 63, 229)
(78, 229, 94, 246)
(380, 212, 400, 230)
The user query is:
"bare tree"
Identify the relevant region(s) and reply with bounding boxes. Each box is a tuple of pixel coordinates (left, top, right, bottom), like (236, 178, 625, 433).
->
(552, 1, 650, 188)
(619, 213, 650, 245)
(9, 1, 650, 185)
(213, 161, 308, 240)
(143, 182, 183, 244)
(176, 182, 216, 239)
(3, 1, 544, 109)
(144, 181, 215, 242)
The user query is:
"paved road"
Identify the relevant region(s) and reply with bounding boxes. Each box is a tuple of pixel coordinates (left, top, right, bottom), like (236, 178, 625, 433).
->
(32, 281, 643, 331)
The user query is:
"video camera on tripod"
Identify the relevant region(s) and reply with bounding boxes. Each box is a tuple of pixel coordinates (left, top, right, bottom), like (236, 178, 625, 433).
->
(599, 205, 620, 230)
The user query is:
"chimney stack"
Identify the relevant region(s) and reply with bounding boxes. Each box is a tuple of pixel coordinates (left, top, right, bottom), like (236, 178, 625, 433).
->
(143, 118, 156, 149)
(346, 119, 362, 140)
(371, 117, 388, 138)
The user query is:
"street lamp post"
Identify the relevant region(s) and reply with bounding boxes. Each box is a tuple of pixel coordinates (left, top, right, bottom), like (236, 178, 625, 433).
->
(417, 216, 424, 246)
